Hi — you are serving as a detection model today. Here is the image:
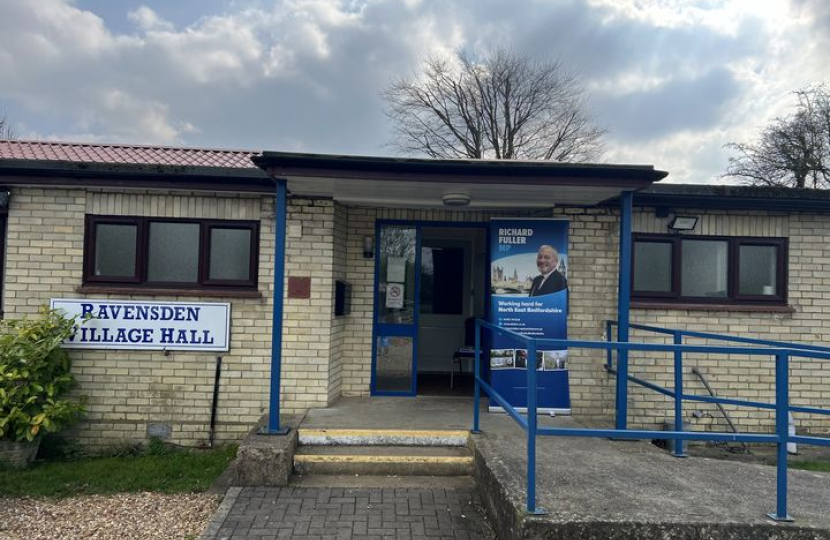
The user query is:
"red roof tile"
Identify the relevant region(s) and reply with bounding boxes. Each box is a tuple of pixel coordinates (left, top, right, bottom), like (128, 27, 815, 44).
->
(0, 139, 260, 169)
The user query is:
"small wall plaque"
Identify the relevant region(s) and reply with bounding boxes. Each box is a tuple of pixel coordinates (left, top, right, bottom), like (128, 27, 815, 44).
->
(288, 276, 311, 299)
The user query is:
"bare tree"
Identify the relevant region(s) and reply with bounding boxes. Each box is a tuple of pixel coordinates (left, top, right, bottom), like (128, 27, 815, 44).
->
(0, 114, 16, 139)
(382, 49, 605, 162)
(724, 85, 830, 189)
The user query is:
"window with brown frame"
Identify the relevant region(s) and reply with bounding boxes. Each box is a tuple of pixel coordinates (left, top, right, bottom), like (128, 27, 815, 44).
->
(632, 234, 787, 305)
(84, 215, 259, 290)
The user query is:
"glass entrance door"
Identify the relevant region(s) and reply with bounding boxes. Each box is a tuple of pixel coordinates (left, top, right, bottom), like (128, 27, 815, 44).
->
(372, 225, 419, 395)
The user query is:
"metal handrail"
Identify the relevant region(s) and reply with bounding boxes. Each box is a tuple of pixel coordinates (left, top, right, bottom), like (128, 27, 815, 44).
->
(472, 318, 830, 522)
(610, 320, 830, 354)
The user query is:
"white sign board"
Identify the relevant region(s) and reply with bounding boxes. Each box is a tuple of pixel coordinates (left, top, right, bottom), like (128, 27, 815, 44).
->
(385, 283, 404, 309)
(387, 257, 406, 282)
(50, 299, 231, 352)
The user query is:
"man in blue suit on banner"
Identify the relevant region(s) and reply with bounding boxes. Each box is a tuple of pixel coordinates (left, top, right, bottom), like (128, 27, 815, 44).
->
(528, 245, 567, 297)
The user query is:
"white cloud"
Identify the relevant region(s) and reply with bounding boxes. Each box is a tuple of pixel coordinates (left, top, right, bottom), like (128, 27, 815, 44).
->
(0, 0, 826, 183)
(98, 89, 183, 143)
(128, 6, 175, 32)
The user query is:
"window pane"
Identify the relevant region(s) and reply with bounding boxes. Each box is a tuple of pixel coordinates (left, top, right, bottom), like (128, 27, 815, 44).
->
(375, 336, 413, 392)
(633, 242, 672, 292)
(739, 245, 778, 295)
(681, 240, 728, 298)
(95, 224, 137, 277)
(377, 226, 417, 324)
(209, 228, 252, 281)
(148, 222, 199, 282)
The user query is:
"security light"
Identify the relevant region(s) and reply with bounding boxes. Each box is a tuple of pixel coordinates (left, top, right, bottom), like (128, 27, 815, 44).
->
(668, 215, 698, 232)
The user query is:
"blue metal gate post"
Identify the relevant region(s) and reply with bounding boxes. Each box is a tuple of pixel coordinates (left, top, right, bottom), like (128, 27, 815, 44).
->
(615, 191, 634, 430)
(673, 331, 687, 457)
(526, 340, 543, 514)
(265, 179, 290, 435)
(768, 351, 793, 521)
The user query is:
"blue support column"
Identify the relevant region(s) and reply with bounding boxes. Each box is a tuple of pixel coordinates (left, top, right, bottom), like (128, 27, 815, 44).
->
(265, 179, 290, 435)
(615, 191, 633, 431)
(768, 351, 793, 522)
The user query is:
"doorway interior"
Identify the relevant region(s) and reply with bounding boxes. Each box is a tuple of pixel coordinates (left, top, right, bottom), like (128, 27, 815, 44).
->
(417, 227, 486, 396)
(371, 222, 487, 397)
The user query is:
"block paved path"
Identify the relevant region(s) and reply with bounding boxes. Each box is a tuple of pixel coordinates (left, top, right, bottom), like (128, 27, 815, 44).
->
(212, 487, 494, 540)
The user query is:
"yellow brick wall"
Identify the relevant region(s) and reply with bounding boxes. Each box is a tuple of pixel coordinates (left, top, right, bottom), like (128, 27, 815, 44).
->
(626, 209, 830, 435)
(280, 198, 336, 412)
(2, 187, 341, 449)
(328, 203, 348, 403)
(4, 186, 829, 447)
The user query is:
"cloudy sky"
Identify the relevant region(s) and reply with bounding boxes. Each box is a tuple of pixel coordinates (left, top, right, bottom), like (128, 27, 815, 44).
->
(0, 0, 827, 184)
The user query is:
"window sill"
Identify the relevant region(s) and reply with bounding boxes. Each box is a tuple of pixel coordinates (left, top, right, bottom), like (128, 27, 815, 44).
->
(631, 301, 795, 313)
(76, 285, 263, 299)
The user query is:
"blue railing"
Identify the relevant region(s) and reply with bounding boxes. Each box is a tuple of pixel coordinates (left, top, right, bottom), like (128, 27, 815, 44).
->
(471, 319, 830, 522)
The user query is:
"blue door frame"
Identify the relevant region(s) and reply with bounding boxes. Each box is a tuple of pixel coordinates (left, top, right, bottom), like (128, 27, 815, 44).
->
(370, 220, 489, 397)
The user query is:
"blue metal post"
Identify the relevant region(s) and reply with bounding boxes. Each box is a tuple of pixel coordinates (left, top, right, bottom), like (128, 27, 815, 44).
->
(673, 331, 687, 457)
(472, 319, 482, 434)
(615, 191, 634, 431)
(526, 340, 544, 514)
(266, 179, 290, 435)
(768, 351, 793, 521)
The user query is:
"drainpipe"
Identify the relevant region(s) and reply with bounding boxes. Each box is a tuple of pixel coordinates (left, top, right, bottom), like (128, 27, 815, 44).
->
(265, 178, 290, 435)
(615, 191, 633, 431)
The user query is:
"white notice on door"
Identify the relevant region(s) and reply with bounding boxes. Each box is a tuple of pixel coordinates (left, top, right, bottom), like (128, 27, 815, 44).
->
(386, 283, 405, 309)
(387, 257, 406, 282)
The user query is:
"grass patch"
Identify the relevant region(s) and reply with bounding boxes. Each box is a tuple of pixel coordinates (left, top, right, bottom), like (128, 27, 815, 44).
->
(0, 440, 237, 498)
(789, 460, 830, 473)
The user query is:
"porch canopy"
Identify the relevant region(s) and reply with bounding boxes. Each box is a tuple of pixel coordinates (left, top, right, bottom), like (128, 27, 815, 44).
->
(252, 152, 668, 208)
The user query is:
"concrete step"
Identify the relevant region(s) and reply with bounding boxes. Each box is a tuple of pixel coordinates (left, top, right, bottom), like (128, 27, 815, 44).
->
(293, 445, 473, 476)
(298, 428, 469, 447)
(289, 474, 476, 489)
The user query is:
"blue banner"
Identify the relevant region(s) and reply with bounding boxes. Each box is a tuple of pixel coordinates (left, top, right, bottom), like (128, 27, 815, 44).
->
(489, 219, 570, 411)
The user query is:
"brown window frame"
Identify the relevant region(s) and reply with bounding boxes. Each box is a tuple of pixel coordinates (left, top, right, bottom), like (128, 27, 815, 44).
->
(84, 215, 259, 291)
(632, 234, 787, 305)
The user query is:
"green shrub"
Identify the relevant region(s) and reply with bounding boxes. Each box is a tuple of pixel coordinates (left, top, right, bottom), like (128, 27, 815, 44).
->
(0, 307, 86, 442)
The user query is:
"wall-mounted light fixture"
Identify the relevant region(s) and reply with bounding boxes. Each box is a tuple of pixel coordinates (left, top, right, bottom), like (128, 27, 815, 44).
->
(362, 235, 374, 259)
(0, 190, 10, 208)
(668, 215, 698, 232)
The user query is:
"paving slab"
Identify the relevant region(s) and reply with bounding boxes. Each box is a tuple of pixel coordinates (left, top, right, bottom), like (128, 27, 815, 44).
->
(202, 486, 494, 540)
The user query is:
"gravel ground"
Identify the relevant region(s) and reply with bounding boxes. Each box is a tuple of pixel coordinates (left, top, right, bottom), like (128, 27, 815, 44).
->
(0, 492, 220, 540)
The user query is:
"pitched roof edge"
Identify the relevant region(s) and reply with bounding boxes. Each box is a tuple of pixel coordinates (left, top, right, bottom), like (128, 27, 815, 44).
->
(630, 183, 830, 213)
